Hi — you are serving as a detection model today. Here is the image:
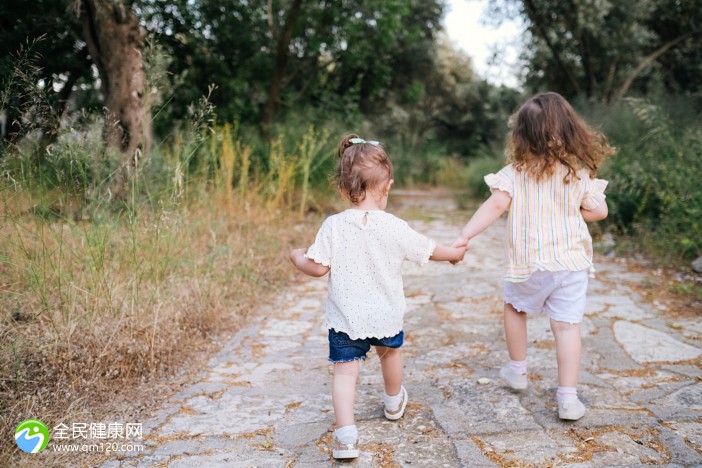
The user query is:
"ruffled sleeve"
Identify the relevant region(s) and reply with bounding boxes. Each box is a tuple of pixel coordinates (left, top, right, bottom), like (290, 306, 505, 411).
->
(305, 219, 332, 267)
(484, 165, 514, 197)
(581, 177, 608, 210)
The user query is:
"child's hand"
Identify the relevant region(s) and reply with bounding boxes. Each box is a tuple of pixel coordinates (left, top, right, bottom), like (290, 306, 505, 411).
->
(451, 237, 469, 249)
(450, 244, 469, 265)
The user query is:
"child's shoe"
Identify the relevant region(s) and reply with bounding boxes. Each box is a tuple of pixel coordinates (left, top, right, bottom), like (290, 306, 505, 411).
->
(384, 385, 408, 420)
(499, 366, 528, 390)
(332, 435, 360, 459)
(558, 398, 586, 420)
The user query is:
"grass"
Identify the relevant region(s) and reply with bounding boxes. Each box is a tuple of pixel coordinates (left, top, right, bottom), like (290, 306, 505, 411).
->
(0, 121, 338, 463)
(0, 186, 322, 463)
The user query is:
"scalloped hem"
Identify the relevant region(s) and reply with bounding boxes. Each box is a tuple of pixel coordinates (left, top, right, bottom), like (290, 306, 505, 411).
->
(304, 252, 330, 267)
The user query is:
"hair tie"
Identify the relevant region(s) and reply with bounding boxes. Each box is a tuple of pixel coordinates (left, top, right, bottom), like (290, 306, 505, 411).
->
(349, 137, 380, 146)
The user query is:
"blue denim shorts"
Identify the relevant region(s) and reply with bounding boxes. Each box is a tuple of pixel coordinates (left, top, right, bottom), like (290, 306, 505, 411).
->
(328, 329, 404, 363)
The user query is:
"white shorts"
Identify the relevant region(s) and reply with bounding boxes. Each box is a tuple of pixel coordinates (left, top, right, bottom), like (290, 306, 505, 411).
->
(504, 269, 589, 324)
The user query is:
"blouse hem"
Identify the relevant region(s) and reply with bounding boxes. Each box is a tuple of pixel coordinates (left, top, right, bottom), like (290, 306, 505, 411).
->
(328, 326, 403, 342)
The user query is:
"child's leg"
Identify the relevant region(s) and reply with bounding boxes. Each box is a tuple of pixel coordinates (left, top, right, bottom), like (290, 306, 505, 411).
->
(333, 361, 360, 428)
(375, 346, 402, 396)
(504, 302, 527, 361)
(550, 319, 581, 387)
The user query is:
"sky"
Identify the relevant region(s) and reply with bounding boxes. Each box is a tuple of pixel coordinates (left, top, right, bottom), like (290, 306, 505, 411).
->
(443, 0, 524, 88)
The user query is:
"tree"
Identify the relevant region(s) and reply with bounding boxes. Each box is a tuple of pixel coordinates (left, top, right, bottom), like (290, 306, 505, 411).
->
(260, 0, 304, 139)
(487, 0, 702, 102)
(0, 0, 93, 144)
(140, 0, 447, 135)
(80, 0, 152, 194)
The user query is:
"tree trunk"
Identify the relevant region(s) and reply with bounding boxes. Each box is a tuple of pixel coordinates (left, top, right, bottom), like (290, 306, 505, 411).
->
(80, 0, 152, 197)
(260, 0, 304, 140)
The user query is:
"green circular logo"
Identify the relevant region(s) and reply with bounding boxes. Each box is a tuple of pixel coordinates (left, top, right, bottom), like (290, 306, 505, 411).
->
(15, 419, 50, 454)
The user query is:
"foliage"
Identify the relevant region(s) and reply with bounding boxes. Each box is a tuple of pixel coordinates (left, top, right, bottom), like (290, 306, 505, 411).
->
(486, 0, 702, 102)
(597, 96, 702, 261)
(139, 0, 446, 133)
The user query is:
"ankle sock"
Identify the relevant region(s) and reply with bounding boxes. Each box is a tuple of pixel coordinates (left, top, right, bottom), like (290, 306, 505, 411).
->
(383, 386, 403, 411)
(508, 359, 528, 375)
(335, 424, 358, 444)
(557, 386, 578, 405)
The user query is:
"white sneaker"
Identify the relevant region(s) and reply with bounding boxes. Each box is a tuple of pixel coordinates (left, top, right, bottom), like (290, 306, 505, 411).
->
(384, 385, 408, 420)
(558, 398, 586, 420)
(332, 435, 359, 459)
(499, 366, 528, 390)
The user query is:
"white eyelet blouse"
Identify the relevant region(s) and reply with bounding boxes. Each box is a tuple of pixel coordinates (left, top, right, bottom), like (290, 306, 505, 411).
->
(305, 209, 436, 340)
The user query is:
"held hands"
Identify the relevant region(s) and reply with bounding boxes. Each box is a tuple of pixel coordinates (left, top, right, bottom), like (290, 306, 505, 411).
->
(450, 237, 470, 265)
(451, 236, 469, 249)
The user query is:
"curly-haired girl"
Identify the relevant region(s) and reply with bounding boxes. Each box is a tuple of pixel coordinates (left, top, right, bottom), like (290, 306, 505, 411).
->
(452, 92, 615, 421)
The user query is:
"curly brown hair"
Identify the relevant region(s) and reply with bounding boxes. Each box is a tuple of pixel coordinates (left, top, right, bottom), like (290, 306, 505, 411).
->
(507, 92, 615, 181)
(336, 134, 393, 204)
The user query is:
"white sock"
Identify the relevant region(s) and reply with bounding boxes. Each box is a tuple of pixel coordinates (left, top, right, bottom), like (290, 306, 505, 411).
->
(383, 386, 404, 411)
(335, 424, 358, 444)
(509, 359, 528, 375)
(557, 386, 578, 404)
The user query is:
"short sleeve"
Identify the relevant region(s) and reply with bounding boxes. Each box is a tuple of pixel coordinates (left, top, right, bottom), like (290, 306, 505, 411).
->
(581, 177, 608, 210)
(484, 165, 514, 197)
(400, 222, 436, 265)
(305, 219, 332, 266)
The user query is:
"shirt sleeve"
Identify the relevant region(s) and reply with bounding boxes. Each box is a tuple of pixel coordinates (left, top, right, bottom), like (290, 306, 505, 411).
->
(484, 165, 514, 197)
(305, 219, 332, 266)
(400, 222, 436, 265)
(581, 177, 609, 210)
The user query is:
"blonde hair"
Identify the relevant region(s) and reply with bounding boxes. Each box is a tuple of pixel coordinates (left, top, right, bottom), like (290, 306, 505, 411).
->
(336, 134, 393, 204)
(507, 92, 615, 181)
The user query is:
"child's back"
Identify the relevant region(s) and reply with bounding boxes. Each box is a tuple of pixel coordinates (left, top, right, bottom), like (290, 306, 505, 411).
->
(307, 208, 435, 340)
(491, 162, 607, 281)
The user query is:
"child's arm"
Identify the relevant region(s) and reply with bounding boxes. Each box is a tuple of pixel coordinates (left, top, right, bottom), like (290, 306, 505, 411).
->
(289, 248, 330, 277)
(581, 201, 608, 222)
(452, 189, 511, 247)
(430, 244, 467, 263)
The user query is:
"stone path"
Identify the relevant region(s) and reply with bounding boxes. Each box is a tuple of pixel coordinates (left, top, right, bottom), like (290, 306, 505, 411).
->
(105, 191, 702, 467)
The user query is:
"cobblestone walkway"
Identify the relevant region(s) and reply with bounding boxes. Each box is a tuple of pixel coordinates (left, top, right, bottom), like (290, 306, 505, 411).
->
(105, 191, 702, 467)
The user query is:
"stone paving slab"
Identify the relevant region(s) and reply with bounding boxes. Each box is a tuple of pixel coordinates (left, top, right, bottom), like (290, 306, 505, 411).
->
(102, 191, 702, 467)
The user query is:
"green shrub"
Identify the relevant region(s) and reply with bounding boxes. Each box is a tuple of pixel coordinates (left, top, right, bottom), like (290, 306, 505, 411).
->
(463, 150, 505, 199)
(598, 97, 702, 262)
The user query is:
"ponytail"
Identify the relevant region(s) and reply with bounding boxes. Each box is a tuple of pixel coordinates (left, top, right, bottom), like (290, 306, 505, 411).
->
(337, 133, 360, 159)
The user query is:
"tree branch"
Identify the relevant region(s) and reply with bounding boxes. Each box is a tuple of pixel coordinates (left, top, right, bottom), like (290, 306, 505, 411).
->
(611, 32, 697, 103)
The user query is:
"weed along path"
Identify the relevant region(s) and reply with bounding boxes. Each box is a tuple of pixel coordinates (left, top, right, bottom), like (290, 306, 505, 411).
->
(104, 190, 702, 467)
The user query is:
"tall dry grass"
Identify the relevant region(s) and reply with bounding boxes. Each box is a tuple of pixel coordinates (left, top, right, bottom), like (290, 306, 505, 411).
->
(0, 123, 334, 462)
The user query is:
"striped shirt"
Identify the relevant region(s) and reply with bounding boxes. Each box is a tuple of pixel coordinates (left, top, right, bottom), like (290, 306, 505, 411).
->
(486, 163, 608, 282)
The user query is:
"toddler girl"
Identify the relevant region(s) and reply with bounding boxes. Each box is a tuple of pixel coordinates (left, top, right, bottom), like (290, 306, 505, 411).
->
(452, 92, 614, 420)
(290, 134, 466, 459)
